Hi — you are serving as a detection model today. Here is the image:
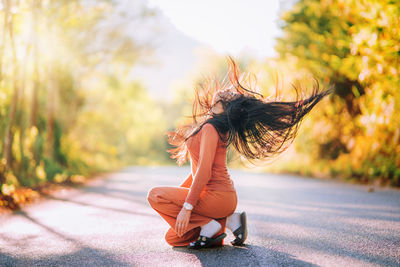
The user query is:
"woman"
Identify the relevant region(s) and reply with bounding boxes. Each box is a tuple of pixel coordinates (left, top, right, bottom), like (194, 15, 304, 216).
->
(147, 57, 332, 249)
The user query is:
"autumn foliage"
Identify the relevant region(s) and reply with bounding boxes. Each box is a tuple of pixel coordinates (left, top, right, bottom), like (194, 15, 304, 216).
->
(273, 0, 399, 186)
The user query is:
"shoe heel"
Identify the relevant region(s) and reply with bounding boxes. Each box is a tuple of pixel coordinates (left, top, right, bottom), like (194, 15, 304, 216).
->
(211, 223, 226, 246)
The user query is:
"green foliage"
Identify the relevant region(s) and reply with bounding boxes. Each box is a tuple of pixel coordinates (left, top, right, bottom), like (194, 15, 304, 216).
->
(274, 0, 400, 186)
(52, 121, 67, 166)
(43, 157, 64, 182)
(0, 0, 166, 202)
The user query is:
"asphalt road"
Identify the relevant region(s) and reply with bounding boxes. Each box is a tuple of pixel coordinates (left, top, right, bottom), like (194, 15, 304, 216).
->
(1, 166, 399, 267)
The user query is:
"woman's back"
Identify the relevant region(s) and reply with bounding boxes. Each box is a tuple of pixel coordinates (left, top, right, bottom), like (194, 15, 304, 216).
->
(185, 123, 235, 205)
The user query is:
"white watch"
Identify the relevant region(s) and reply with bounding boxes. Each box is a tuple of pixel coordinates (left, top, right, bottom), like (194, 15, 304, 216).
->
(183, 202, 193, 211)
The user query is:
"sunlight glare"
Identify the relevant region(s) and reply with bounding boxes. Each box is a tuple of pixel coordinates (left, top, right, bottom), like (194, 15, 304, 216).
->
(146, 0, 281, 59)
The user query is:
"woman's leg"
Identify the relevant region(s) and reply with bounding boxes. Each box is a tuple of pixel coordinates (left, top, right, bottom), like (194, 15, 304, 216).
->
(226, 212, 242, 231)
(192, 190, 236, 243)
(147, 186, 213, 232)
(147, 186, 212, 246)
(164, 226, 201, 247)
(147, 186, 236, 246)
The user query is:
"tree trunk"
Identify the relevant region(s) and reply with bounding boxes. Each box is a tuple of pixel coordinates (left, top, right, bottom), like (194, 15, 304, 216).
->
(0, 0, 9, 83)
(3, 8, 19, 170)
(0, 0, 9, 186)
(46, 71, 56, 159)
(30, 0, 40, 128)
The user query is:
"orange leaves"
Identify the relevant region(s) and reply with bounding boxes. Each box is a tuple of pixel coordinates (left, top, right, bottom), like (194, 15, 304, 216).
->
(0, 186, 40, 210)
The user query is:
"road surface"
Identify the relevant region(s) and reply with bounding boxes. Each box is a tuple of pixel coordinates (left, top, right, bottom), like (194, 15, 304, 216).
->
(1, 166, 399, 266)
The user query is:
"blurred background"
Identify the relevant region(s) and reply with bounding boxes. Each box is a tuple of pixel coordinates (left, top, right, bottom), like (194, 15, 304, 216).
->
(0, 0, 399, 207)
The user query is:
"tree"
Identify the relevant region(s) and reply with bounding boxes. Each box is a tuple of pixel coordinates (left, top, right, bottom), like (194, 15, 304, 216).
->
(275, 0, 400, 185)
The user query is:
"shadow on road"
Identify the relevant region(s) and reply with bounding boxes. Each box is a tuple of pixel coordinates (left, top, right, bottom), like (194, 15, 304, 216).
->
(0, 247, 131, 266)
(172, 244, 320, 267)
(2, 167, 399, 266)
(40, 193, 157, 218)
(0, 210, 131, 266)
(235, 180, 400, 266)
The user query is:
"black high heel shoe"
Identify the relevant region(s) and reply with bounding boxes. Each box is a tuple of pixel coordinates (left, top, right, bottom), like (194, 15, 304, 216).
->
(187, 233, 227, 249)
(231, 211, 247, 246)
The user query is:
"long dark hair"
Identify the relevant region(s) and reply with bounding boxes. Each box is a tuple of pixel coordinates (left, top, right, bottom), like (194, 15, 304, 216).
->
(166, 56, 333, 166)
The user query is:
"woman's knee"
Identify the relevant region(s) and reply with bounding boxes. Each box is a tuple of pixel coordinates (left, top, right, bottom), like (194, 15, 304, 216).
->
(147, 186, 163, 206)
(164, 227, 200, 247)
(164, 228, 176, 246)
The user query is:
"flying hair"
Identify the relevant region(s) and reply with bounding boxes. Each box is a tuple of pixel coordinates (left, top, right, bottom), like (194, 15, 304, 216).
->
(165, 56, 334, 166)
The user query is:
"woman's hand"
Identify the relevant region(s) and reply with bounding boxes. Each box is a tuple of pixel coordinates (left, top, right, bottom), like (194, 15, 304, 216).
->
(175, 207, 191, 237)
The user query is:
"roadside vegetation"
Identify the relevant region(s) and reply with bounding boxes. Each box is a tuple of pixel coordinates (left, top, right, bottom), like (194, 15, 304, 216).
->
(1, 0, 398, 210)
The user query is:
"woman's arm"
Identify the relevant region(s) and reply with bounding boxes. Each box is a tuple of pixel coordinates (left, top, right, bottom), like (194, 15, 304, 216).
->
(184, 123, 219, 206)
(175, 123, 219, 236)
(179, 173, 193, 188)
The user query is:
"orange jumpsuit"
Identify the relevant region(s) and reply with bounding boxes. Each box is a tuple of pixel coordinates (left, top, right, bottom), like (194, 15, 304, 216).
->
(147, 123, 237, 246)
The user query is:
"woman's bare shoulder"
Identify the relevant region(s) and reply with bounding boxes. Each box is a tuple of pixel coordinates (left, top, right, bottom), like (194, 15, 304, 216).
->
(201, 122, 218, 134)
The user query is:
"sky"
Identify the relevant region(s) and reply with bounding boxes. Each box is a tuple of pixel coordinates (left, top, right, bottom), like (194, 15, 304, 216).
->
(146, 0, 282, 59)
(124, 0, 288, 100)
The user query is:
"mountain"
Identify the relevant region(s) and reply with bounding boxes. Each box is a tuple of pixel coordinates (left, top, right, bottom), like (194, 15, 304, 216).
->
(116, 0, 211, 101)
